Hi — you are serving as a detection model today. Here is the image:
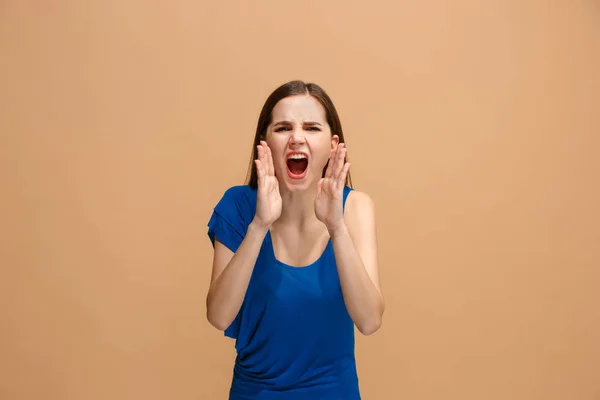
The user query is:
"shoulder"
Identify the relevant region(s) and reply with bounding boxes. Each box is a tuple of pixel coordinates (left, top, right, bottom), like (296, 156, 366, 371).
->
(212, 184, 257, 225)
(344, 189, 377, 235)
(208, 185, 257, 249)
(220, 184, 255, 199)
(345, 189, 376, 218)
(215, 185, 256, 210)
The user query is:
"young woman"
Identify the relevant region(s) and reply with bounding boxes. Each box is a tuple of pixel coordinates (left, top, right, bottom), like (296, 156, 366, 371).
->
(206, 80, 384, 399)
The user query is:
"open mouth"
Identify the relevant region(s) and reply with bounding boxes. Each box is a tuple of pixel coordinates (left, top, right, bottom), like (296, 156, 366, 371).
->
(286, 152, 309, 179)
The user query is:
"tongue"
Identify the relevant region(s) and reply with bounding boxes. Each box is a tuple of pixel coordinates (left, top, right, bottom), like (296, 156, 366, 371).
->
(287, 159, 308, 175)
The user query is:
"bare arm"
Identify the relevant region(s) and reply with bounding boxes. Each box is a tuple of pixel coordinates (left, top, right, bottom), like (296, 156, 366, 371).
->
(329, 190, 384, 335)
(206, 221, 268, 331)
(206, 141, 281, 331)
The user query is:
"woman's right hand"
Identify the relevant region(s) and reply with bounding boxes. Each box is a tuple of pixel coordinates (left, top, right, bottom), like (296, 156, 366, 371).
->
(253, 140, 282, 229)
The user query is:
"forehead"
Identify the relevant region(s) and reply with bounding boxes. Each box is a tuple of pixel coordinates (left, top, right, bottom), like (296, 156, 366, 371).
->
(271, 95, 327, 123)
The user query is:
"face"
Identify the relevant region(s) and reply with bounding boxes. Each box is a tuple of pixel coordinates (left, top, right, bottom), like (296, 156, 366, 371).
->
(265, 95, 339, 191)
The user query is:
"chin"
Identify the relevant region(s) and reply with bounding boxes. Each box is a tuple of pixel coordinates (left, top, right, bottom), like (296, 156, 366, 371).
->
(280, 168, 318, 192)
(281, 176, 312, 192)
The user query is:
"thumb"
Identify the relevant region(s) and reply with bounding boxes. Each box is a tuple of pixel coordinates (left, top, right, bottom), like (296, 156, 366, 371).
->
(316, 178, 324, 199)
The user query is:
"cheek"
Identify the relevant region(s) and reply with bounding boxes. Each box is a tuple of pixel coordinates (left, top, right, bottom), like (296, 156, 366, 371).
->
(266, 136, 282, 153)
(266, 139, 286, 167)
(313, 155, 330, 172)
(310, 137, 333, 159)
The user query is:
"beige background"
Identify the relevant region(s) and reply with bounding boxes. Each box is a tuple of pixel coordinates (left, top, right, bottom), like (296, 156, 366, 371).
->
(1, 1, 599, 399)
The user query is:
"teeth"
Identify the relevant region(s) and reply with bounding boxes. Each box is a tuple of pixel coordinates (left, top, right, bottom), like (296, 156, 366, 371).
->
(287, 154, 307, 160)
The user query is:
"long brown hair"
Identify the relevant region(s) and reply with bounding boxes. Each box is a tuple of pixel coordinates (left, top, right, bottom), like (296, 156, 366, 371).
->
(245, 80, 353, 189)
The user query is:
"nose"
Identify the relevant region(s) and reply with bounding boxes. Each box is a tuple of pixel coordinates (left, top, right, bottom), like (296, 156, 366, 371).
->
(289, 128, 306, 146)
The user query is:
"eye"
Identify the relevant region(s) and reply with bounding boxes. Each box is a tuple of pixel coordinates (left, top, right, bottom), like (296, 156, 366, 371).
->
(274, 126, 291, 132)
(306, 126, 321, 131)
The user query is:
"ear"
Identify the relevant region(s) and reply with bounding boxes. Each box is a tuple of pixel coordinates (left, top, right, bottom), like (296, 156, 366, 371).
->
(331, 135, 340, 149)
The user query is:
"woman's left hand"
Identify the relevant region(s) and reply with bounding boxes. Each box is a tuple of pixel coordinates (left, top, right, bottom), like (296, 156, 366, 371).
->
(315, 143, 351, 234)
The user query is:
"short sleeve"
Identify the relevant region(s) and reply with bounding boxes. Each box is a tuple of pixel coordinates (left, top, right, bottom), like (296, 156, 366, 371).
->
(206, 185, 256, 339)
(207, 185, 255, 253)
(343, 186, 353, 211)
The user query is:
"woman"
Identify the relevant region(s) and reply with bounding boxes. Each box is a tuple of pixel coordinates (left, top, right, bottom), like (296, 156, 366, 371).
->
(206, 80, 384, 399)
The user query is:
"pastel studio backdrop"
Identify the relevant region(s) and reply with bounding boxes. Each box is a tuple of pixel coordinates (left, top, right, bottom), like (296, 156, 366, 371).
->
(1, 1, 599, 399)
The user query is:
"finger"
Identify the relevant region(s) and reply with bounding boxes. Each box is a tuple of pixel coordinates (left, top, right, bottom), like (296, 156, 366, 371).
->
(339, 162, 350, 184)
(255, 159, 264, 183)
(332, 143, 346, 179)
(324, 144, 337, 178)
(262, 141, 271, 176)
(266, 142, 275, 176)
(256, 145, 265, 181)
(316, 178, 324, 199)
(260, 141, 268, 173)
(257, 142, 264, 165)
(321, 178, 331, 196)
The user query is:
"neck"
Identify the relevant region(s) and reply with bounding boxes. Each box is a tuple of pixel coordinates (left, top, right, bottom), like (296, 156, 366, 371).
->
(275, 181, 319, 229)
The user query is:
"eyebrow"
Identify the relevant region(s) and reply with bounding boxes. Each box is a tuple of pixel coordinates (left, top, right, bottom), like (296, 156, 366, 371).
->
(272, 121, 322, 127)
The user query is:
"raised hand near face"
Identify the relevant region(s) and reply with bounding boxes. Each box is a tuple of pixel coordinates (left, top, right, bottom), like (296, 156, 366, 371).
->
(253, 141, 282, 230)
(315, 143, 351, 234)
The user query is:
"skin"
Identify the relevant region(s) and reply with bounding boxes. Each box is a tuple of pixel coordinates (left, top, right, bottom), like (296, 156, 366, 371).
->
(206, 94, 384, 335)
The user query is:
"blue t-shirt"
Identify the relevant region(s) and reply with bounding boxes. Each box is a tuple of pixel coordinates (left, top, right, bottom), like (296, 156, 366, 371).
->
(207, 185, 361, 400)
